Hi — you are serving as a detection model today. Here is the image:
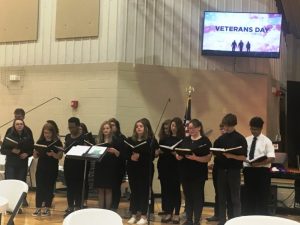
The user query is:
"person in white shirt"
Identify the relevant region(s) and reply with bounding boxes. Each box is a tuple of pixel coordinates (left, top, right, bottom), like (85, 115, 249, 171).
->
(243, 117, 275, 215)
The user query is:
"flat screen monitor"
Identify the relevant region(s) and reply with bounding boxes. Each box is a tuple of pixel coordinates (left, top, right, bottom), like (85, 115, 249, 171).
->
(201, 11, 282, 58)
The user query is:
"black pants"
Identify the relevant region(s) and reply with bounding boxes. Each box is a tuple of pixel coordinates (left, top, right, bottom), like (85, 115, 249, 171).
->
(112, 165, 125, 209)
(160, 176, 181, 215)
(35, 168, 57, 208)
(243, 167, 270, 215)
(182, 179, 205, 224)
(65, 177, 83, 208)
(212, 166, 233, 219)
(217, 169, 241, 224)
(128, 176, 149, 215)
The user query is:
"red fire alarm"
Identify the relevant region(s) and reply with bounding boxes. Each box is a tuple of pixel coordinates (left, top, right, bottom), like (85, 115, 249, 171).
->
(71, 100, 79, 109)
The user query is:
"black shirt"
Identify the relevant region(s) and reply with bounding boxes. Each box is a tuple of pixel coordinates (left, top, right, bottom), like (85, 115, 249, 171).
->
(1, 128, 34, 167)
(36, 138, 63, 171)
(178, 136, 212, 181)
(158, 136, 181, 179)
(126, 137, 159, 179)
(213, 130, 247, 169)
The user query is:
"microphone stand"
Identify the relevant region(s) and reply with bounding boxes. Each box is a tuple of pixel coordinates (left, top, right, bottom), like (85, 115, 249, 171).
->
(0, 97, 61, 129)
(147, 98, 171, 225)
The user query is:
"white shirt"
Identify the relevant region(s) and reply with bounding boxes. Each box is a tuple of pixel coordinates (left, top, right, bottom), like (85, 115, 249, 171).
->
(243, 133, 275, 168)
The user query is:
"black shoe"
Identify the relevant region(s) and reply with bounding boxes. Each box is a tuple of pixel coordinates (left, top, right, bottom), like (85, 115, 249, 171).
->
(158, 211, 167, 216)
(41, 208, 51, 217)
(172, 215, 180, 224)
(206, 215, 219, 222)
(182, 220, 193, 225)
(161, 214, 172, 223)
(63, 208, 73, 218)
(32, 208, 41, 217)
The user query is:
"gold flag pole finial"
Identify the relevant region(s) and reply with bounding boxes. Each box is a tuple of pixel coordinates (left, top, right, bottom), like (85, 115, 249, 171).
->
(186, 86, 195, 97)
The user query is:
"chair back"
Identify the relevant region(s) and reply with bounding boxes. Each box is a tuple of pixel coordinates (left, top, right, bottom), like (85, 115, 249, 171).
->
(63, 208, 123, 225)
(0, 179, 28, 212)
(225, 215, 300, 225)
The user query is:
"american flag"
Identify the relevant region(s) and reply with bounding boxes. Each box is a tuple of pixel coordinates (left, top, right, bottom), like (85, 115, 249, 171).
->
(183, 95, 191, 136)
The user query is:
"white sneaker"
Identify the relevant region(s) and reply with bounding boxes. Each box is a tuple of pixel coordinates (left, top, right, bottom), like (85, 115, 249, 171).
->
(136, 217, 148, 225)
(128, 216, 137, 224)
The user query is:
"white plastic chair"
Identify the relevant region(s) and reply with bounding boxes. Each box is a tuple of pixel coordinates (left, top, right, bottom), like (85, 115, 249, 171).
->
(225, 215, 300, 225)
(0, 179, 28, 225)
(63, 208, 123, 225)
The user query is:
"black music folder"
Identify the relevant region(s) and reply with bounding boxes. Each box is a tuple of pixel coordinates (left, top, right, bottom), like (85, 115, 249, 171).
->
(175, 144, 207, 157)
(34, 140, 61, 155)
(159, 140, 183, 153)
(124, 140, 147, 153)
(5, 137, 19, 148)
(248, 154, 267, 164)
(210, 146, 243, 155)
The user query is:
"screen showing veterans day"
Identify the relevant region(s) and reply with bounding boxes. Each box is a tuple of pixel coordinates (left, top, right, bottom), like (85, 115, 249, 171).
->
(202, 12, 282, 58)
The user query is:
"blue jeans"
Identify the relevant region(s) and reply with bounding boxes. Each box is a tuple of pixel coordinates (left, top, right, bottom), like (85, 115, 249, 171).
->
(5, 164, 27, 182)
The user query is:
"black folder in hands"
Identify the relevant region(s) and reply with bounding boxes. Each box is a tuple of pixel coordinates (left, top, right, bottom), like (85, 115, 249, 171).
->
(34, 140, 61, 155)
(175, 144, 207, 157)
(159, 140, 183, 153)
(5, 137, 19, 148)
(248, 154, 267, 164)
(210, 146, 243, 155)
(174, 147, 193, 156)
(124, 140, 147, 153)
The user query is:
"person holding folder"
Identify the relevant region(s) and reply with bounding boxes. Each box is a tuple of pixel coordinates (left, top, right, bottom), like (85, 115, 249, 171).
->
(126, 119, 159, 225)
(1, 119, 34, 185)
(243, 117, 275, 215)
(94, 121, 121, 209)
(108, 118, 127, 210)
(63, 117, 88, 217)
(32, 123, 63, 217)
(213, 114, 247, 225)
(176, 119, 212, 225)
(158, 117, 184, 224)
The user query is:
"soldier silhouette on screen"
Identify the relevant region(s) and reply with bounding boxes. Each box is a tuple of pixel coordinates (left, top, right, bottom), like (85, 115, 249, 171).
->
(238, 40, 244, 52)
(231, 40, 237, 51)
(246, 41, 251, 52)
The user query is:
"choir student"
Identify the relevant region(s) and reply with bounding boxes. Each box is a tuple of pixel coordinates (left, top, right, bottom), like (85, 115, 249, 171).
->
(243, 117, 275, 215)
(213, 114, 247, 225)
(158, 117, 184, 224)
(127, 119, 159, 225)
(176, 119, 212, 225)
(109, 118, 127, 210)
(157, 119, 171, 217)
(1, 119, 34, 211)
(32, 123, 63, 216)
(63, 117, 89, 217)
(94, 121, 121, 209)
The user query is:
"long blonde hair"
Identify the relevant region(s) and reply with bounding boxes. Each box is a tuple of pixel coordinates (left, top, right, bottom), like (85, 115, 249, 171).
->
(97, 121, 113, 143)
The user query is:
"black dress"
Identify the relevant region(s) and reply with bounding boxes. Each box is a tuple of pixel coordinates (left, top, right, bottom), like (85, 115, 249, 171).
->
(94, 136, 122, 188)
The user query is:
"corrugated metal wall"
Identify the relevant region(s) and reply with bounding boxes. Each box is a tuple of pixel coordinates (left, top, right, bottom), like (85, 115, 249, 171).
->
(0, 0, 285, 81)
